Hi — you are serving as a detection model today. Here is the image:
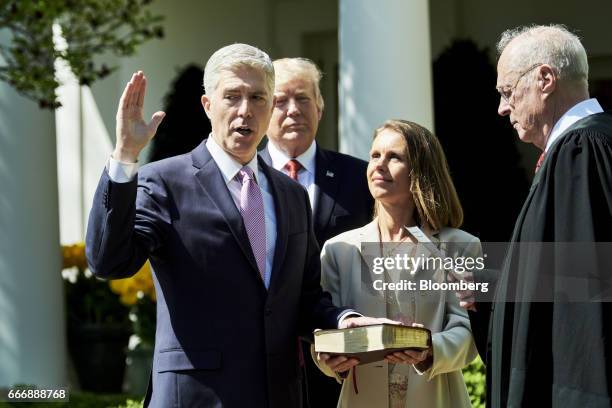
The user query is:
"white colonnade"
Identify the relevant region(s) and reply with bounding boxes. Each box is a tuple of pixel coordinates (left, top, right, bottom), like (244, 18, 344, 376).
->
(339, 0, 434, 159)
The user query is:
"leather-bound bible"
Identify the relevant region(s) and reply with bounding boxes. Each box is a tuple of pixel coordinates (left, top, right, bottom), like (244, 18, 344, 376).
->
(314, 324, 431, 365)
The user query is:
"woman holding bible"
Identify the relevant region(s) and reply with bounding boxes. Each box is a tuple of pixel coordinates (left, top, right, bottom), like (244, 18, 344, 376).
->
(316, 119, 480, 408)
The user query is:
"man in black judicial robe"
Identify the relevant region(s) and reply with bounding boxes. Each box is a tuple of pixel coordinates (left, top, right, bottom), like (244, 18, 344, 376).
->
(463, 25, 612, 408)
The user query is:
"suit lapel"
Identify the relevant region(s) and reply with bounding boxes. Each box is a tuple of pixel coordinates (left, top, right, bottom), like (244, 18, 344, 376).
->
(494, 169, 540, 305)
(356, 220, 382, 297)
(314, 147, 339, 236)
(510, 171, 541, 243)
(258, 146, 272, 166)
(357, 220, 380, 264)
(192, 142, 261, 278)
(258, 158, 289, 292)
(264, 145, 340, 239)
(411, 227, 441, 279)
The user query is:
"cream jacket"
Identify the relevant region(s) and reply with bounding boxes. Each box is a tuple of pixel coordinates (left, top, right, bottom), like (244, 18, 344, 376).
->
(315, 220, 480, 408)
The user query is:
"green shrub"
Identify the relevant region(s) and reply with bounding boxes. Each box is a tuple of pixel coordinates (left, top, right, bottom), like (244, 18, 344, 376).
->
(463, 357, 486, 408)
(0, 392, 142, 408)
(117, 399, 144, 408)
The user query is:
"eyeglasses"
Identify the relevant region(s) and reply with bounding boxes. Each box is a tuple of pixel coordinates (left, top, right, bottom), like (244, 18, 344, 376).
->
(496, 63, 543, 103)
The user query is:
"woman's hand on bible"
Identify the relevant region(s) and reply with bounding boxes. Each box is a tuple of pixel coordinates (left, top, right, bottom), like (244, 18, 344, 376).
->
(385, 347, 431, 365)
(385, 323, 433, 369)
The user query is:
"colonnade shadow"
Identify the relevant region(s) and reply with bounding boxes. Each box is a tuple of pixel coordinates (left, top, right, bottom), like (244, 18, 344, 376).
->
(433, 40, 530, 242)
(149, 65, 211, 163)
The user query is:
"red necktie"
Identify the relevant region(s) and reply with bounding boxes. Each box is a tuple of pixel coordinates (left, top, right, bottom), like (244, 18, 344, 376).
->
(284, 159, 302, 181)
(535, 152, 546, 173)
(285, 159, 305, 369)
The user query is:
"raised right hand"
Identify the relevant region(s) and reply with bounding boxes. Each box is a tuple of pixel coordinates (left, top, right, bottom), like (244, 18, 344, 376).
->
(114, 71, 166, 162)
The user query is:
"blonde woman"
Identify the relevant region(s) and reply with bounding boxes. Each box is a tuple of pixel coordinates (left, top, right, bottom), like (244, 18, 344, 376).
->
(316, 120, 480, 408)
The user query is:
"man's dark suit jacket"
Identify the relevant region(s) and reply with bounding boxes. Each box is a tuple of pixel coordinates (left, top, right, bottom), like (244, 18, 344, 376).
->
(85, 140, 347, 408)
(261, 144, 373, 408)
(261, 145, 374, 248)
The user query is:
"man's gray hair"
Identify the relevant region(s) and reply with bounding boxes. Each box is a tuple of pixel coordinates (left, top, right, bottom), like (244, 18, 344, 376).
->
(273, 58, 325, 111)
(203, 43, 274, 96)
(496, 24, 589, 87)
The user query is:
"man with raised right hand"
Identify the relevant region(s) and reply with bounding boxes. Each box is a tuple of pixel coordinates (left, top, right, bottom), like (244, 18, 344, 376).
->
(86, 43, 374, 408)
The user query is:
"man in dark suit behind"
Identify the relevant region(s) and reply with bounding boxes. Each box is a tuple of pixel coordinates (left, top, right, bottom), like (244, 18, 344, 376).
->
(261, 58, 373, 251)
(86, 44, 379, 408)
(260, 58, 374, 407)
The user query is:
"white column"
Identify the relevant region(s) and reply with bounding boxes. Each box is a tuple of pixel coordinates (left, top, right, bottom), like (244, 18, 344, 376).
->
(55, 23, 113, 245)
(339, 0, 434, 160)
(0, 33, 66, 386)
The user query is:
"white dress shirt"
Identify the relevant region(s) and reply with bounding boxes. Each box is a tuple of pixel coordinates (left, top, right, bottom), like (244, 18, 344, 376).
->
(108, 136, 277, 288)
(546, 98, 604, 152)
(266, 140, 318, 210)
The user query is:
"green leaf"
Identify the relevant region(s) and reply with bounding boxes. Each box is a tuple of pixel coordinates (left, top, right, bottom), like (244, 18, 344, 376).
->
(0, 0, 165, 109)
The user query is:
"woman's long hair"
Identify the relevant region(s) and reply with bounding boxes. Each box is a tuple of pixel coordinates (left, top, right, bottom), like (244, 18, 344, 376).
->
(372, 119, 463, 230)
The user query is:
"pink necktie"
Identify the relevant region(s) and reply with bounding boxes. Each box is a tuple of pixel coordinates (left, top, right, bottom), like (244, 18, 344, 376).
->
(237, 166, 267, 281)
(535, 152, 546, 173)
(284, 159, 302, 181)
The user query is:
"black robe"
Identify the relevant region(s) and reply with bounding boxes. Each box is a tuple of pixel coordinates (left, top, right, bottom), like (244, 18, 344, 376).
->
(471, 112, 612, 407)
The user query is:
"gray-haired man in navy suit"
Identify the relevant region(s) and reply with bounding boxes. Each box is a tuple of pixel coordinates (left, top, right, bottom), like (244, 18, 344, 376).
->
(86, 44, 384, 408)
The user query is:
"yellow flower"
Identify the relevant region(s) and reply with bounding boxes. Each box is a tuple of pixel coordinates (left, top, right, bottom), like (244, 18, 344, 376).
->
(61, 242, 87, 270)
(109, 261, 156, 306)
(120, 288, 139, 306)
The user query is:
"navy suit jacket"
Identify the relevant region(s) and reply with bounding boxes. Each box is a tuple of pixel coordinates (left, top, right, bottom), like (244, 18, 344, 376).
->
(86, 140, 347, 408)
(260, 145, 373, 248)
